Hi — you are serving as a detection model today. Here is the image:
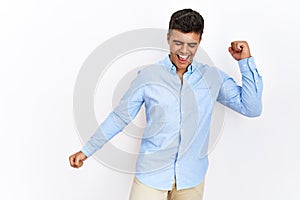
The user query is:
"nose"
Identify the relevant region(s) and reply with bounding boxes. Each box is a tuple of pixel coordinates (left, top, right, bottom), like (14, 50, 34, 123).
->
(180, 43, 188, 54)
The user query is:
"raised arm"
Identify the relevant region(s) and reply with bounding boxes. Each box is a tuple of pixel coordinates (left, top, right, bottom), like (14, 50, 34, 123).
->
(217, 41, 263, 117)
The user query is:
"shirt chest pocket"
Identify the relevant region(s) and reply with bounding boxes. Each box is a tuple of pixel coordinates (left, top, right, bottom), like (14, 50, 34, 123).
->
(192, 78, 220, 103)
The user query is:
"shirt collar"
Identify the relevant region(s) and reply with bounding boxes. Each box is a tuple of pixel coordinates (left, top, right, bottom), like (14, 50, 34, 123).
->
(159, 55, 195, 74)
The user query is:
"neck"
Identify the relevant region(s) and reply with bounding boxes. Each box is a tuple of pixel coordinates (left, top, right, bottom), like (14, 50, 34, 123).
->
(176, 70, 184, 83)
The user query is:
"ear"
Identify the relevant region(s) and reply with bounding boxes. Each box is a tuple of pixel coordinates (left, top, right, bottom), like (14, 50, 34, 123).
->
(167, 29, 173, 44)
(167, 33, 170, 44)
(199, 34, 202, 43)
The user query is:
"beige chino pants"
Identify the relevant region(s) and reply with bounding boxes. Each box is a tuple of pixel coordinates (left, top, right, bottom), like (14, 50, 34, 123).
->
(129, 177, 205, 200)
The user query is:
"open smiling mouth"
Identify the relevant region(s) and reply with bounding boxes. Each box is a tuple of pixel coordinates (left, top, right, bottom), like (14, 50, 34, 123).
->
(177, 54, 190, 62)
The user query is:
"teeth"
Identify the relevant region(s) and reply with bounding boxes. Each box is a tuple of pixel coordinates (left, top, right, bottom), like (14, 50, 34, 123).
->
(179, 55, 188, 60)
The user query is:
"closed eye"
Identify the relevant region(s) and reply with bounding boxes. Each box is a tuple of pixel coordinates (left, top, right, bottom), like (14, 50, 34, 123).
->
(173, 40, 183, 46)
(188, 43, 197, 48)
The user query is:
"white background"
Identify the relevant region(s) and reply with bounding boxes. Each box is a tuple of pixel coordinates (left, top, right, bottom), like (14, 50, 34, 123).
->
(1, 0, 299, 199)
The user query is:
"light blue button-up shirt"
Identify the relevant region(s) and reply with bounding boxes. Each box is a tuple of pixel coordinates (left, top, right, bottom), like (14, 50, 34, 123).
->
(81, 55, 263, 190)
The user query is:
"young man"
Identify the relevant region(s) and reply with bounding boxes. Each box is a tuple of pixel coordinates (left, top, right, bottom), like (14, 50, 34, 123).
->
(69, 8, 263, 200)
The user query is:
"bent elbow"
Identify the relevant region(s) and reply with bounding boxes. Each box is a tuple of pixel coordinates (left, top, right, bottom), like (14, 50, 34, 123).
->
(246, 111, 262, 118)
(243, 104, 262, 118)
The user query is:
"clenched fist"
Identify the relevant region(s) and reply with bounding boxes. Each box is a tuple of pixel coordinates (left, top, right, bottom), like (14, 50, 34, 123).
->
(228, 41, 251, 61)
(69, 151, 87, 168)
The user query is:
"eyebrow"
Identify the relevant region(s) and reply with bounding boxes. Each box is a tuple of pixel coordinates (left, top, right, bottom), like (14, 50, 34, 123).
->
(173, 40, 183, 44)
(172, 39, 198, 45)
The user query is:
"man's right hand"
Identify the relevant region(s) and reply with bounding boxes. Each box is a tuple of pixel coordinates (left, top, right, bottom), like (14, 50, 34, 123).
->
(69, 151, 87, 168)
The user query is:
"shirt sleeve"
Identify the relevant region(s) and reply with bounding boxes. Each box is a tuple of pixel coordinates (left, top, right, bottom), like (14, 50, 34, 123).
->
(81, 70, 145, 157)
(216, 57, 263, 117)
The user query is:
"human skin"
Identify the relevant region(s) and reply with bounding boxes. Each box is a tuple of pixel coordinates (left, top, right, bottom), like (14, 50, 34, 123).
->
(167, 29, 201, 79)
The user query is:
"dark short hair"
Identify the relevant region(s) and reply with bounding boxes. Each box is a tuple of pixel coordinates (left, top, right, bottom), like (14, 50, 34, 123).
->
(169, 8, 204, 36)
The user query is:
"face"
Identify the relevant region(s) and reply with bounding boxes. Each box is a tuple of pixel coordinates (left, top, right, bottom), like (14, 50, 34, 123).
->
(167, 29, 201, 72)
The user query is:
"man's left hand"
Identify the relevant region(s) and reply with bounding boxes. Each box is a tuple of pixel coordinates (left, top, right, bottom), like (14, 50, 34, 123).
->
(228, 41, 251, 61)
